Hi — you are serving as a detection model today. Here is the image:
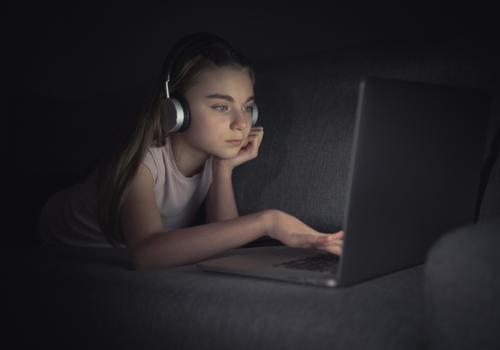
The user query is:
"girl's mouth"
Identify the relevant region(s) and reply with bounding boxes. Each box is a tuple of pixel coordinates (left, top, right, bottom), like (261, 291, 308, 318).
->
(226, 140, 243, 146)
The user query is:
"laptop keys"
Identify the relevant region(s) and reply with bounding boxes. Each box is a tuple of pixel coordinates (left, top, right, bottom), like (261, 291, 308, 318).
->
(273, 253, 339, 274)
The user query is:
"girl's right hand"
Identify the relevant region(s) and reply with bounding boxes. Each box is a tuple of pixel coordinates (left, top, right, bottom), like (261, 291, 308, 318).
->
(264, 210, 344, 256)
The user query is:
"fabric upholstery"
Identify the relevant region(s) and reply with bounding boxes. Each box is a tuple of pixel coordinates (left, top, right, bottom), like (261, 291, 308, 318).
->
(424, 217, 500, 350)
(8, 33, 500, 350)
(13, 244, 425, 350)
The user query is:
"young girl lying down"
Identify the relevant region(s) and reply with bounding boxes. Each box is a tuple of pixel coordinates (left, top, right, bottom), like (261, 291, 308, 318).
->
(38, 32, 344, 269)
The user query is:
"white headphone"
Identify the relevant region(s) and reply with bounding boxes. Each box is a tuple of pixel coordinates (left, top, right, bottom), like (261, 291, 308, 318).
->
(160, 33, 258, 133)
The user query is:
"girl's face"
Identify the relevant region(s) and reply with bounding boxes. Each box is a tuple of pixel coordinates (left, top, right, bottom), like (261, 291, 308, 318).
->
(182, 66, 255, 159)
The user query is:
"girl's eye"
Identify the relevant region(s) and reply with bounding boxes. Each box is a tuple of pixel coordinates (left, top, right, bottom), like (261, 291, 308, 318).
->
(213, 105, 228, 112)
(245, 105, 254, 113)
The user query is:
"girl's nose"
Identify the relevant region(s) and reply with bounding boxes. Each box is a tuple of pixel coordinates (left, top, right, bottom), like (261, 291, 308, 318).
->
(231, 109, 249, 130)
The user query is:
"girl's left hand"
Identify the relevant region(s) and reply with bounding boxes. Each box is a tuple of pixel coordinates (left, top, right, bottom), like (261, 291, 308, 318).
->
(214, 126, 264, 172)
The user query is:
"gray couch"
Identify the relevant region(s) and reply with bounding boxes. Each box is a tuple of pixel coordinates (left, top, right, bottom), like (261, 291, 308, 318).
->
(10, 33, 500, 349)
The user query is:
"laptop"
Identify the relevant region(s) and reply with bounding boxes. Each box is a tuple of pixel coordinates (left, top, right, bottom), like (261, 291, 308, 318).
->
(197, 76, 491, 288)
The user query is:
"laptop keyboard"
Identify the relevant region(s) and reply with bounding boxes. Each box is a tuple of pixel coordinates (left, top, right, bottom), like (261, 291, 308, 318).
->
(273, 253, 340, 274)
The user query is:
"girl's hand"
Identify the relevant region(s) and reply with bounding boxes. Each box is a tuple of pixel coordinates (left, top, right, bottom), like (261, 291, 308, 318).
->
(214, 126, 264, 172)
(265, 210, 344, 256)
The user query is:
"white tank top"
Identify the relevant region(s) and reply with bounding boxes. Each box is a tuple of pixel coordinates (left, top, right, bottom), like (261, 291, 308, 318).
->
(39, 136, 213, 248)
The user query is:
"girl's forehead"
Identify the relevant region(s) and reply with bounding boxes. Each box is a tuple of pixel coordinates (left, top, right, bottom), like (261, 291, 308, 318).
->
(194, 67, 253, 92)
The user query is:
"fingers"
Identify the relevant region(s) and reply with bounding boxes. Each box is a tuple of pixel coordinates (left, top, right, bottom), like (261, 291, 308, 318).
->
(250, 126, 264, 133)
(330, 230, 344, 239)
(297, 231, 344, 246)
(317, 230, 344, 242)
(246, 127, 264, 145)
(315, 232, 344, 256)
(316, 237, 343, 256)
(242, 127, 264, 157)
(319, 243, 343, 256)
(317, 235, 343, 247)
(293, 233, 343, 251)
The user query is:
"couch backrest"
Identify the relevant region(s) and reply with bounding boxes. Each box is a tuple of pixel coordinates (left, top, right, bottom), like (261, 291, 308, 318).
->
(233, 34, 500, 232)
(12, 34, 499, 245)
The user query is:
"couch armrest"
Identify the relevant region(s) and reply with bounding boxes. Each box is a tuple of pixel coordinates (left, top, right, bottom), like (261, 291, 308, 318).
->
(424, 217, 500, 350)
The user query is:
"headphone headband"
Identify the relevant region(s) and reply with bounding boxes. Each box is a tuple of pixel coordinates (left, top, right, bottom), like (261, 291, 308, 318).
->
(165, 32, 234, 96)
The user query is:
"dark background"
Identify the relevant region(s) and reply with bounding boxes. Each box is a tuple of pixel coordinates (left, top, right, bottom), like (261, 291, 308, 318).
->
(6, 1, 498, 99)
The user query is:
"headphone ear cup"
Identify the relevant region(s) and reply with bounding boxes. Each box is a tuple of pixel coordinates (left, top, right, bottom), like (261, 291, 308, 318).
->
(160, 95, 191, 133)
(251, 103, 258, 126)
(173, 93, 190, 132)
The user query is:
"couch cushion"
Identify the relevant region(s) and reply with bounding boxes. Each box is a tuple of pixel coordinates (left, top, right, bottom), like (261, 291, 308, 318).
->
(12, 245, 425, 350)
(424, 217, 500, 350)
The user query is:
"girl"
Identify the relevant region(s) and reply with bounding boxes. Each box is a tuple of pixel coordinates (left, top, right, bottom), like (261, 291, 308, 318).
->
(39, 32, 344, 269)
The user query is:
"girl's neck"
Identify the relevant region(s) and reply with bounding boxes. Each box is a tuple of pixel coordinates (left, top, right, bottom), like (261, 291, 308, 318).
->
(170, 134, 210, 178)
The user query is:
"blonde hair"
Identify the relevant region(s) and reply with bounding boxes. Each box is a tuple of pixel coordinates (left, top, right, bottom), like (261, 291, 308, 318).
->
(95, 33, 255, 247)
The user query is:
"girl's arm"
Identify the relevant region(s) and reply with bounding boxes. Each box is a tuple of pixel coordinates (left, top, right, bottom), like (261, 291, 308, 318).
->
(205, 163, 239, 223)
(121, 164, 269, 270)
(122, 164, 343, 270)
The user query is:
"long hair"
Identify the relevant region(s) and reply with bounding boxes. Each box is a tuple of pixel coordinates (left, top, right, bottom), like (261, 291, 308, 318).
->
(96, 32, 255, 247)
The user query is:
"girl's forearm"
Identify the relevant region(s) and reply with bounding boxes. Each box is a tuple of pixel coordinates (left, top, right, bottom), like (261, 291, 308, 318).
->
(131, 210, 271, 270)
(206, 167, 239, 222)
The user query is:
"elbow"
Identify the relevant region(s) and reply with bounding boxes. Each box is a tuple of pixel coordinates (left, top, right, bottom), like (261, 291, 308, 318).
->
(132, 257, 151, 271)
(132, 258, 184, 271)
(130, 251, 148, 270)
(129, 245, 179, 270)
(130, 249, 164, 271)
(128, 244, 158, 271)
(126, 231, 199, 270)
(131, 255, 167, 271)
(127, 234, 169, 270)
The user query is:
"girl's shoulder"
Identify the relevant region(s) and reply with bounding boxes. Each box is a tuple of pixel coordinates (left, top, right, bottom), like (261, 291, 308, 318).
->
(142, 137, 171, 183)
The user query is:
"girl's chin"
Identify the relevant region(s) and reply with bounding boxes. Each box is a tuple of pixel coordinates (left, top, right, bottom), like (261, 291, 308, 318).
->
(212, 148, 241, 159)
